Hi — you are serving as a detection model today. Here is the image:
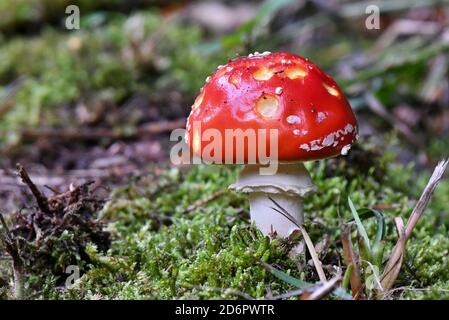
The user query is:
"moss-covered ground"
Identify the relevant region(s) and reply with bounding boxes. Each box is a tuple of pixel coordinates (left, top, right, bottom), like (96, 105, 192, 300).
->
(29, 144, 445, 300)
(0, 1, 448, 300)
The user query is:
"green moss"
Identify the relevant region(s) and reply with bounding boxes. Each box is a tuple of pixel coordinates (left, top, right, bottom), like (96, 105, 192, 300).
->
(31, 144, 449, 300)
(0, 10, 228, 147)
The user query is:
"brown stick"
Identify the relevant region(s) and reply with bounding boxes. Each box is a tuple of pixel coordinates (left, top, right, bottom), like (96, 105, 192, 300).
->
(16, 163, 51, 215)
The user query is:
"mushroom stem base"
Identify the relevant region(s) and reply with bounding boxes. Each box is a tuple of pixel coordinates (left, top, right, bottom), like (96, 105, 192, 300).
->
(248, 192, 304, 238)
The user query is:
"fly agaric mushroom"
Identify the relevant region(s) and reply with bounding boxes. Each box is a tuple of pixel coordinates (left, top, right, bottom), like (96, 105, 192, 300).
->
(186, 52, 358, 238)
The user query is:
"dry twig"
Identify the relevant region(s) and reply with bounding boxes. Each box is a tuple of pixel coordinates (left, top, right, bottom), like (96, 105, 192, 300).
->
(300, 275, 342, 300)
(0, 213, 25, 299)
(16, 163, 51, 215)
(379, 159, 448, 296)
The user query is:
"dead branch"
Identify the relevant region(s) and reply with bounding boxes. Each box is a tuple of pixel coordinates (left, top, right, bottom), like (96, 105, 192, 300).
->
(16, 163, 51, 215)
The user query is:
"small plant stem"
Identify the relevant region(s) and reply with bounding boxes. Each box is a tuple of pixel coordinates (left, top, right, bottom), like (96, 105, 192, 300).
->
(404, 159, 448, 240)
(0, 213, 25, 299)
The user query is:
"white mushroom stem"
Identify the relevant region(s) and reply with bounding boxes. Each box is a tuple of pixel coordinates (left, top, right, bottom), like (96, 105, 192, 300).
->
(229, 163, 316, 238)
(248, 192, 304, 237)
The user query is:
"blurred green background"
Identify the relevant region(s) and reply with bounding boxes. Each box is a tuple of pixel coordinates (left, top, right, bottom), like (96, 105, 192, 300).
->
(0, 0, 448, 169)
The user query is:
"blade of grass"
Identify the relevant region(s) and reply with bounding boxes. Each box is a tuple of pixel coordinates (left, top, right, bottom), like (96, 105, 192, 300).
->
(263, 262, 351, 300)
(260, 261, 310, 289)
(342, 264, 353, 290)
(363, 260, 384, 292)
(357, 208, 386, 246)
(348, 197, 371, 252)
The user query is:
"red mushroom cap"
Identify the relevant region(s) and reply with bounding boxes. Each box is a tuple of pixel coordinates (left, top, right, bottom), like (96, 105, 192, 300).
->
(186, 52, 358, 163)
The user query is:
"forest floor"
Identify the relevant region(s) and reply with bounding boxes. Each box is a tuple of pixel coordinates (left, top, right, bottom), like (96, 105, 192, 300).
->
(0, 0, 448, 300)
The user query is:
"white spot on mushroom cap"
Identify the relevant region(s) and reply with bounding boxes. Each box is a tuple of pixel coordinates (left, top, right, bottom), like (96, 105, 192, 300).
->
(297, 123, 354, 152)
(323, 82, 340, 97)
(310, 139, 322, 151)
(256, 94, 279, 118)
(253, 67, 274, 81)
(249, 51, 270, 58)
(275, 87, 283, 95)
(192, 93, 204, 110)
(317, 112, 327, 123)
(341, 144, 351, 155)
(322, 133, 335, 147)
(293, 129, 308, 136)
(345, 123, 354, 133)
(281, 59, 292, 64)
(285, 66, 307, 79)
(229, 73, 240, 87)
(286, 115, 300, 124)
